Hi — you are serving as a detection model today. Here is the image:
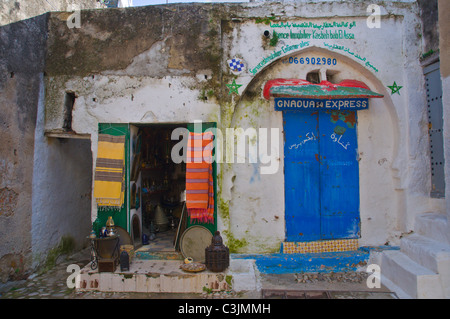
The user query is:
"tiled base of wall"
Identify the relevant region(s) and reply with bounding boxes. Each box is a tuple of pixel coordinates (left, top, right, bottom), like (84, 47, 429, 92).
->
(282, 239, 359, 254)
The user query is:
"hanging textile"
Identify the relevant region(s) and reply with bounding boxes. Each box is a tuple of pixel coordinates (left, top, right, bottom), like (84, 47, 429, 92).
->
(185, 131, 214, 224)
(94, 134, 126, 208)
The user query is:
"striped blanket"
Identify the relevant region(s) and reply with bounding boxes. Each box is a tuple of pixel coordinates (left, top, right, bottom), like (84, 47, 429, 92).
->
(186, 131, 214, 224)
(94, 134, 126, 208)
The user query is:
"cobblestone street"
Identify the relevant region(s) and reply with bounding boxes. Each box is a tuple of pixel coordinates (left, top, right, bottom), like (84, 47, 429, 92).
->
(0, 248, 202, 299)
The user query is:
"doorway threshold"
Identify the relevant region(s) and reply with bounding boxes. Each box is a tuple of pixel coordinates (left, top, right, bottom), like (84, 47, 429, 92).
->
(135, 229, 183, 260)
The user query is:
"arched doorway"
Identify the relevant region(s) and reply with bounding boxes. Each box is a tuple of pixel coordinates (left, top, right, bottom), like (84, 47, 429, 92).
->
(224, 46, 399, 252)
(263, 78, 383, 242)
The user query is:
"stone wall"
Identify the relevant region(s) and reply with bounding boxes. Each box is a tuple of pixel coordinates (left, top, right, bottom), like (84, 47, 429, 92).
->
(0, 0, 105, 26)
(417, 0, 439, 56)
(438, 0, 450, 240)
(0, 14, 47, 282)
(0, 12, 94, 282)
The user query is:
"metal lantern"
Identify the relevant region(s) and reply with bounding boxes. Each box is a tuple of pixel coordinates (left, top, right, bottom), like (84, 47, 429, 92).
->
(205, 231, 229, 272)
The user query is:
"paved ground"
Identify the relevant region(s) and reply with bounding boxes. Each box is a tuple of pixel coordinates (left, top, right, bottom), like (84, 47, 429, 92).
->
(0, 248, 397, 299)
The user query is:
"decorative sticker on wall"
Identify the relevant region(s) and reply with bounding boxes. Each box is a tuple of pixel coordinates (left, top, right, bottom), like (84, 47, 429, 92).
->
(226, 79, 243, 95)
(227, 58, 245, 75)
(387, 81, 402, 95)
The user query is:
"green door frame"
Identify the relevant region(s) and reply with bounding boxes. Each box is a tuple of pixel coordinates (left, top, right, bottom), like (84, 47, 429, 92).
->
(93, 122, 218, 237)
(93, 123, 130, 235)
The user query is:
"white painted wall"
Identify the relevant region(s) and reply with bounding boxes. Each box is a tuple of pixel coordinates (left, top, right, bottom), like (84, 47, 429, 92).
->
(219, 9, 437, 250)
(119, 0, 133, 8)
(443, 74, 450, 242)
(0, 0, 105, 26)
(439, 0, 450, 244)
(32, 75, 92, 267)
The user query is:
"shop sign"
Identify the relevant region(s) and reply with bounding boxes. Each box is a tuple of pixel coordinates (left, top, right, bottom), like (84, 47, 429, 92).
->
(274, 97, 369, 111)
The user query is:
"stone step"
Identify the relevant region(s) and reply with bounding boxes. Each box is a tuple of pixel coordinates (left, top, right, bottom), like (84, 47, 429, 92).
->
(400, 233, 450, 274)
(415, 213, 450, 245)
(77, 259, 231, 293)
(381, 250, 443, 298)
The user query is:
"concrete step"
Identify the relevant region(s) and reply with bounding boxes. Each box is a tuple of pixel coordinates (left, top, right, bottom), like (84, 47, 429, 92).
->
(401, 233, 450, 274)
(233, 249, 370, 274)
(381, 250, 443, 298)
(77, 259, 232, 293)
(415, 213, 450, 245)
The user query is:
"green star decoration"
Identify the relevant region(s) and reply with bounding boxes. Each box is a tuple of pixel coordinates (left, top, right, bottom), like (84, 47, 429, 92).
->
(387, 81, 403, 95)
(226, 79, 242, 95)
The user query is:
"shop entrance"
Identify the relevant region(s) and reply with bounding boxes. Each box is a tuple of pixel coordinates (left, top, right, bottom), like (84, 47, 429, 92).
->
(283, 109, 361, 241)
(94, 122, 217, 254)
(130, 122, 217, 253)
(130, 123, 187, 252)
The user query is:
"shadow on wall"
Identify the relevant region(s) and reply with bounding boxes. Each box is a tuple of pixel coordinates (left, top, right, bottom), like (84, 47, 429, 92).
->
(31, 136, 93, 271)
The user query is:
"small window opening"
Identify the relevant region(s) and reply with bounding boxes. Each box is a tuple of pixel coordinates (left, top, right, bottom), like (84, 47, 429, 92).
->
(326, 69, 340, 83)
(63, 92, 76, 131)
(306, 71, 320, 84)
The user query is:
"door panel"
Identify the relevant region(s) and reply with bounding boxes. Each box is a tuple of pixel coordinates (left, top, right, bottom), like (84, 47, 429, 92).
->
(284, 111, 320, 241)
(283, 109, 360, 242)
(94, 123, 129, 235)
(319, 111, 360, 239)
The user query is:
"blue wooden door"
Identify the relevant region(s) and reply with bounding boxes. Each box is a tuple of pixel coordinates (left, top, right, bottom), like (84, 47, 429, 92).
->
(284, 110, 360, 241)
(284, 111, 321, 241)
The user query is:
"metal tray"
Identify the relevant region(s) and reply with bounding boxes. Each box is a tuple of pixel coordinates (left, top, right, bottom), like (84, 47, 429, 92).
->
(179, 225, 213, 263)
